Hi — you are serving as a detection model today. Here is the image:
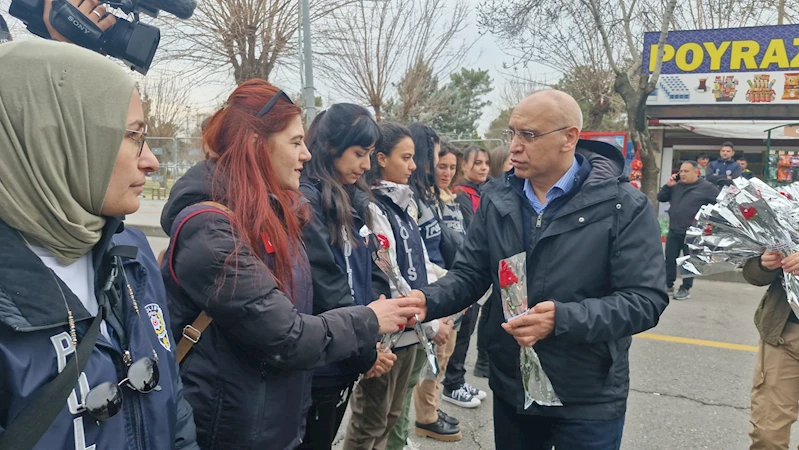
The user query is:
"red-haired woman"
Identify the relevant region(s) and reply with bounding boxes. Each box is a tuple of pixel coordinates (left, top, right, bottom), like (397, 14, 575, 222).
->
(160, 80, 421, 450)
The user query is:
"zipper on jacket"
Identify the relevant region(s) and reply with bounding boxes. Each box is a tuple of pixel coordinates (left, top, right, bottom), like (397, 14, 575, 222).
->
(251, 373, 267, 445)
(116, 353, 147, 450)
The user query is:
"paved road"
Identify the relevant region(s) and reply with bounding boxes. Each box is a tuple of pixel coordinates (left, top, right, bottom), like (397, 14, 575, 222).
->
(144, 231, 797, 450)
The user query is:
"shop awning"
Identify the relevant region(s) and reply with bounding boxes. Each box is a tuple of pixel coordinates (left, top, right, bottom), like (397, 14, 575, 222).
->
(656, 120, 799, 140)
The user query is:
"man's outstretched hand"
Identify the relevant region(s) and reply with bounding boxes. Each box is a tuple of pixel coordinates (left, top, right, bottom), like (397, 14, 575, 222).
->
(408, 290, 427, 323)
(501, 301, 555, 347)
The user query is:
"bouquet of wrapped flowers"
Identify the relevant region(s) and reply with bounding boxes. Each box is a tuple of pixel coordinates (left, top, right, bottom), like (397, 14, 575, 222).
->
(368, 229, 439, 377)
(498, 253, 561, 408)
(679, 177, 799, 316)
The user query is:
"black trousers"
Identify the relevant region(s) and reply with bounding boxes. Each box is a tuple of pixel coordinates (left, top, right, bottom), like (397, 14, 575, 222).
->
(665, 229, 693, 290)
(443, 304, 479, 391)
(475, 299, 490, 364)
(297, 382, 354, 450)
(493, 396, 625, 450)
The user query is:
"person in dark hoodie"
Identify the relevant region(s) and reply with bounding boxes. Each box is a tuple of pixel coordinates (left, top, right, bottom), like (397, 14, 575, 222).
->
(0, 40, 198, 450)
(706, 141, 742, 186)
(160, 81, 422, 450)
(298, 103, 397, 450)
(657, 161, 719, 300)
(409, 89, 668, 449)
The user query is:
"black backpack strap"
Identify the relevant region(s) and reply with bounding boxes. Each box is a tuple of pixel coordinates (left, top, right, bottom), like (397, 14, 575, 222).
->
(0, 311, 103, 450)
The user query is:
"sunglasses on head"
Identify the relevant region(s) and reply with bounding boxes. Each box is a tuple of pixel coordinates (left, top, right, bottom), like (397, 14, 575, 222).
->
(256, 90, 295, 118)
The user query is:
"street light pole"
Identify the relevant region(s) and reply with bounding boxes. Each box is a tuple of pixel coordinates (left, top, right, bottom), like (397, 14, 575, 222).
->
(300, 0, 316, 122)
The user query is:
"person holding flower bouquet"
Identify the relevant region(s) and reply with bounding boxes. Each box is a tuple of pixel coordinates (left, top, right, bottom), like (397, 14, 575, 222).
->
(743, 250, 799, 449)
(298, 104, 398, 450)
(344, 123, 445, 450)
(408, 90, 668, 450)
(161, 84, 422, 450)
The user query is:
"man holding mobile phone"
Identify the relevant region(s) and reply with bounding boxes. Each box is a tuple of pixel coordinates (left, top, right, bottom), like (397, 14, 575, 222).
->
(657, 161, 719, 300)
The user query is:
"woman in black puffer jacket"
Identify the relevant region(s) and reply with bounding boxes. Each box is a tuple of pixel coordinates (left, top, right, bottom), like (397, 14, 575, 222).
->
(161, 80, 422, 450)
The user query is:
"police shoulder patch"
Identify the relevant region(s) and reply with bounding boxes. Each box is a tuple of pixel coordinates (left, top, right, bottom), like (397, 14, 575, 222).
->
(145, 303, 172, 352)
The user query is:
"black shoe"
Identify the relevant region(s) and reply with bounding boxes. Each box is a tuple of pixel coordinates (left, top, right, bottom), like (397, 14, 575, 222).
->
(415, 418, 462, 442)
(437, 409, 459, 426)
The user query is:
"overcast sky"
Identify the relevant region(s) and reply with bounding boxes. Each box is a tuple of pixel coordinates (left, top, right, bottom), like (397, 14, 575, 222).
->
(0, 0, 556, 134)
(177, 0, 557, 134)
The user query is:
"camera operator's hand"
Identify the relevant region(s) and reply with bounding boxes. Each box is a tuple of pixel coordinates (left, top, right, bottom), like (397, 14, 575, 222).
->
(43, 0, 116, 43)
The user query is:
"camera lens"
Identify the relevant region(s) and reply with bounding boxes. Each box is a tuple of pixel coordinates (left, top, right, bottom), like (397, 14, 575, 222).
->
(103, 18, 160, 74)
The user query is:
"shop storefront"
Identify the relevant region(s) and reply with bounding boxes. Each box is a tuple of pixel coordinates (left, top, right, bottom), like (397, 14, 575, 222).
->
(643, 24, 799, 189)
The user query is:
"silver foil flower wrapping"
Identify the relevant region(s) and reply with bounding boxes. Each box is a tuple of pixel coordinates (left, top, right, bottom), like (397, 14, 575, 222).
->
(679, 178, 799, 316)
(498, 252, 561, 408)
(370, 232, 439, 377)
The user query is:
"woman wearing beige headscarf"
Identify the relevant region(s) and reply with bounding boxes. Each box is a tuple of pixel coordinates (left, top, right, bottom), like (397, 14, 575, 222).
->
(0, 39, 199, 450)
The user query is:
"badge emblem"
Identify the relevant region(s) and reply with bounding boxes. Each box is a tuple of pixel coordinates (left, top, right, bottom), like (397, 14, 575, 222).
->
(145, 303, 171, 352)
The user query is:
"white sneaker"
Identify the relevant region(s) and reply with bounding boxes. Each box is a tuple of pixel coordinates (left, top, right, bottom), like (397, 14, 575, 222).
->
(463, 382, 487, 401)
(442, 385, 481, 408)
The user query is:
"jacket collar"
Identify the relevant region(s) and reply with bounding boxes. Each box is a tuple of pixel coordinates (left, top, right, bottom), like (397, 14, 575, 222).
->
(372, 181, 413, 211)
(0, 218, 124, 332)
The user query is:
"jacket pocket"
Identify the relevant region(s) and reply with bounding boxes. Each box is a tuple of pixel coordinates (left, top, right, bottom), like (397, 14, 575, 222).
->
(603, 337, 630, 387)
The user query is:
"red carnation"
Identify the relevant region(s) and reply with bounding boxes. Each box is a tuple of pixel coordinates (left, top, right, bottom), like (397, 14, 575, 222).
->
(739, 205, 758, 220)
(499, 260, 519, 289)
(376, 234, 390, 250)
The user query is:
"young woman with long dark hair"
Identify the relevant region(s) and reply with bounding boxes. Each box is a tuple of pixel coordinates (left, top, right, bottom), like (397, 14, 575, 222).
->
(402, 124, 465, 444)
(344, 122, 442, 450)
(298, 104, 398, 449)
(160, 81, 421, 450)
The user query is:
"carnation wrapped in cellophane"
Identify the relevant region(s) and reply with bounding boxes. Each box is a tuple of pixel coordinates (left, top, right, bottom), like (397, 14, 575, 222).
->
(368, 230, 439, 377)
(679, 178, 799, 316)
(498, 252, 561, 408)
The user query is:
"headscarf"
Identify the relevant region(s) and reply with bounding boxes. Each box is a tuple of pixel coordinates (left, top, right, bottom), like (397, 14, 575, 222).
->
(0, 40, 135, 264)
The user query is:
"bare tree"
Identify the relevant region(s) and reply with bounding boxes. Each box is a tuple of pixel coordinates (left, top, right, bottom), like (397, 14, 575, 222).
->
(138, 72, 191, 138)
(480, 0, 678, 204)
(480, 0, 622, 138)
(317, 0, 470, 121)
(669, 0, 775, 29)
(583, 0, 677, 204)
(157, 0, 347, 84)
(496, 72, 557, 110)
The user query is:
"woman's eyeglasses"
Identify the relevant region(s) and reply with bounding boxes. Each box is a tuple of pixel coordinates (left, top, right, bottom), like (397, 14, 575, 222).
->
(126, 124, 148, 157)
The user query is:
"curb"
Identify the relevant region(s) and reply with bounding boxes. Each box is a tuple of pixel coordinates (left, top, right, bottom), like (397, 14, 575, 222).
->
(129, 224, 167, 238)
